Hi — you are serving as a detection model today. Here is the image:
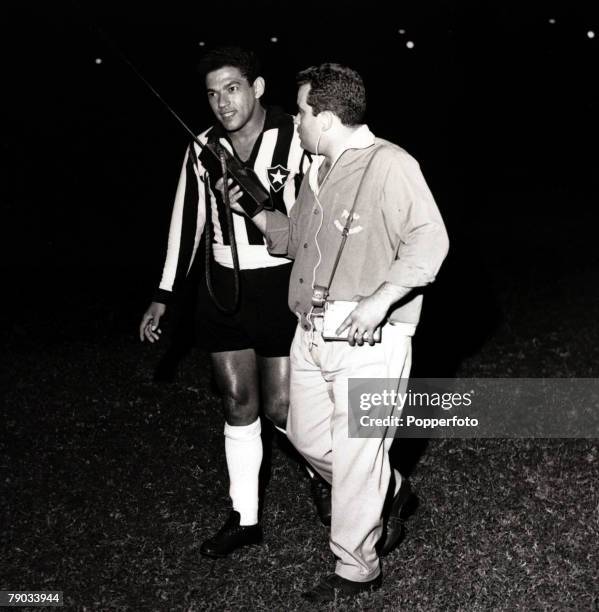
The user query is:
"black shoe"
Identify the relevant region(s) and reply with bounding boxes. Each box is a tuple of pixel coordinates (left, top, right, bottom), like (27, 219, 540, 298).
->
(309, 472, 332, 526)
(302, 573, 382, 603)
(199, 511, 262, 558)
(380, 477, 418, 556)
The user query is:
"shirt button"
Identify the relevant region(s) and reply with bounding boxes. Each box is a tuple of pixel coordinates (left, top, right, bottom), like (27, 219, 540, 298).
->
(313, 208, 318, 215)
(299, 278, 304, 284)
(303, 324, 310, 330)
(303, 243, 308, 248)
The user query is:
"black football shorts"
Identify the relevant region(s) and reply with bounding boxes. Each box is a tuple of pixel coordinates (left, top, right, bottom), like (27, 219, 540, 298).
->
(195, 261, 297, 358)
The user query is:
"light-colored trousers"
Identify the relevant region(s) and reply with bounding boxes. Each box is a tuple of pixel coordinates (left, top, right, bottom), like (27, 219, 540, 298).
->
(287, 321, 413, 582)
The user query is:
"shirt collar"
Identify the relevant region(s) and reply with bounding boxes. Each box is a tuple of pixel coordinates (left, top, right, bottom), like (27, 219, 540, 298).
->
(309, 124, 376, 193)
(338, 124, 376, 151)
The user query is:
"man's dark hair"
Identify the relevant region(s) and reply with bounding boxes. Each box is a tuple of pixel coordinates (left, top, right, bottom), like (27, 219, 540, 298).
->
(197, 46, 261, 84)
(296, 63, 366, 126)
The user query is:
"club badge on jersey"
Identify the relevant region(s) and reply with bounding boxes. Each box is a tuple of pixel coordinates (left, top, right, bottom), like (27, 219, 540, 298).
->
(267, 164, 291, 192)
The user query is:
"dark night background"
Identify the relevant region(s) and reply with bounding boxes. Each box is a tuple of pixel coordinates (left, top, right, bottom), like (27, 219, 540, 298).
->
(5, 0, 598, 275)
(2, 1, 599, 609)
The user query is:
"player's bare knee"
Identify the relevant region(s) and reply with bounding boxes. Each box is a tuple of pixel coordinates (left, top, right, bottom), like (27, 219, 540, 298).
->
(264, 397, 289, 430)
(222, 388, 259, 426)
(224, 402, 259, 426)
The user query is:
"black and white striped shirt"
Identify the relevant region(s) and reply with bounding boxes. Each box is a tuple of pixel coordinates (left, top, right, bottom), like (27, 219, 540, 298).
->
(156, 107, 310, 302)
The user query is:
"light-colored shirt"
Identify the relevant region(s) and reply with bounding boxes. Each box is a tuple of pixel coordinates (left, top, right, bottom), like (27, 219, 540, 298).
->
(264, 127, 449, 330)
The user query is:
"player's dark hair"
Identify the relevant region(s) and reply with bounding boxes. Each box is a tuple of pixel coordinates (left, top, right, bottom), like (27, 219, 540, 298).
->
(198, 46, 261, 84)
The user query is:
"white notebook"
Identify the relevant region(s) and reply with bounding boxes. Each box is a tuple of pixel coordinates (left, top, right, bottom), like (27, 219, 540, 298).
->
(322, 300, 382, 342)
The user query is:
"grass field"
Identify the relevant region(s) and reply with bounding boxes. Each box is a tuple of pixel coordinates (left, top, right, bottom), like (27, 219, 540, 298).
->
(2, 236, 599, 611)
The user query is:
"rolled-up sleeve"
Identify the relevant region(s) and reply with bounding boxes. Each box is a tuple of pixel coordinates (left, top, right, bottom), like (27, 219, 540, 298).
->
(383, 152, 449, 288)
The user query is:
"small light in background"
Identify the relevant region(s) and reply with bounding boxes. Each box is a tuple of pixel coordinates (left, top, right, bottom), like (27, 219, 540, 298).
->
(398, 28, 406, 35)
(588, 30, 595, 39)
(548, 18, 556, 25)
(198, 41, 205, 47)
(406, 40, 415, 49)
(270, 36, 279, 43)
(95, 58, 103, 65)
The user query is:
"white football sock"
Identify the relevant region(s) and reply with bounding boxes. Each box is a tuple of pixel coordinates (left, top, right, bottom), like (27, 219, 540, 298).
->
(224, 418, 262, 526)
